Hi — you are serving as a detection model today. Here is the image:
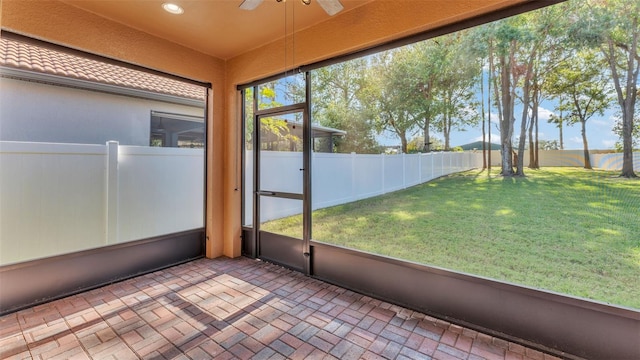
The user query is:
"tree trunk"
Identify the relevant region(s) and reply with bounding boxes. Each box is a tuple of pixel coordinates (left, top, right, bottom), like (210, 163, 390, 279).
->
(529, 94, 540, 169)
(516, 75, 531, 176)
(423, 119, 431, 153)
(443, 99, 451, 151)
(620, 102, 637, 177)
(516, 123, 527, 176)
(444, 119, 451, 151)
(487, 58, 492, 171)
(529, 116, 536, 169)
(581, 120, 592, 169)
(500, 52, 514, 176)
(481, 66, 487, 169)
(400, 134, 408, 154)
(604, 37, 637, 177)
(534, 106, 539, 168)
(559, 119, 564, 150)
(517, 48, 537, 175)
(482, 115, 487, 168)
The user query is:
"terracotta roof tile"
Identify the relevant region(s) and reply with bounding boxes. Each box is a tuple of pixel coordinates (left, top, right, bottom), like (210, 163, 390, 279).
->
(0, 37, 205, 101)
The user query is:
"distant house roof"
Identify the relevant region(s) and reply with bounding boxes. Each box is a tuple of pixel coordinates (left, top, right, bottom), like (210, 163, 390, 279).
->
(458, 141, 501, 151)
(286, 121, 346, 138)
(0, 36, 205, 103)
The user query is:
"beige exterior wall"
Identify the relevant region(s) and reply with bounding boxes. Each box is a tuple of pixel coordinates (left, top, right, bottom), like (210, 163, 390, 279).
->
(1, 0, 528, 259)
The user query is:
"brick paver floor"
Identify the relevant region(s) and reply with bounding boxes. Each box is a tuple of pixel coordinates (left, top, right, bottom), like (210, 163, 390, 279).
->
(0, 257, 562, 360)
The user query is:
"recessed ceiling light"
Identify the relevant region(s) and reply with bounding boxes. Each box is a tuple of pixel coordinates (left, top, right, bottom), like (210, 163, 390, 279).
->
(162, 3, 184, 14)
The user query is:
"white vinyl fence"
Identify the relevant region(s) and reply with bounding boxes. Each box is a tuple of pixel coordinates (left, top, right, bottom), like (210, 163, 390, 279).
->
(486, 150, 640, 169)
(0, 141, 204, 265)
(245, 150, 639, 225)
(592, 152, 640, 171)
(245, 151, 483, 224)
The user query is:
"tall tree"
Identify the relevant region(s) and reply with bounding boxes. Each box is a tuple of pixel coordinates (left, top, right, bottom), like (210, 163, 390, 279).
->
(395, 32, 480, 153)
(524, 4, 569, 170)
(480, 58, 488, 169)
(570, 0, 639, 177)
(363, 50, 420, 154)
(432, 32, 481, 151)
(546, 49, 612, 169)
(399, 41, 446, 153)
(512, 7, 566, 175)
(482, 18, 524, 176)
(514, 40, 538, 176)
(310, 59, 381, 153)
(465, 26, 495, 169)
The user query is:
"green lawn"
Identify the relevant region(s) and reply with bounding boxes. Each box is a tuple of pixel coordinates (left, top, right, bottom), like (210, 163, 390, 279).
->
(263, 167, 640, 309)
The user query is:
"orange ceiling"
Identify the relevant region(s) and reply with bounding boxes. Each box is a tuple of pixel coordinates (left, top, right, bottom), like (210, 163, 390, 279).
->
(61, 0, 371, 60)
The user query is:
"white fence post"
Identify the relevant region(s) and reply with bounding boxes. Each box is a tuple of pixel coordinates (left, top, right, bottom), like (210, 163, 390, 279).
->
(432, 153, 435, 179)
(351, 152, 356, 200)
(106, 141, 119, 244)
(381, 153, 386, 194)
(402, 153, 406, 189)
(419, 153, 423, 183)
(447, 153, 453, 175)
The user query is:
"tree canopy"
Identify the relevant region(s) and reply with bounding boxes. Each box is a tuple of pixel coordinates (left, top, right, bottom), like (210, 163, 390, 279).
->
(261, 0, 637, 176)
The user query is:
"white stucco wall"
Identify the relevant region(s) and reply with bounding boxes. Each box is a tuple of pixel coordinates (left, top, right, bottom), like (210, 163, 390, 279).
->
(0, 77, 204, 146)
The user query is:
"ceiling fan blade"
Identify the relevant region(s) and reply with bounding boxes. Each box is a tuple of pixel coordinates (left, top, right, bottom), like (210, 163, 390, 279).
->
(316, 0, 344, 16)
(239, 0, 264, 11)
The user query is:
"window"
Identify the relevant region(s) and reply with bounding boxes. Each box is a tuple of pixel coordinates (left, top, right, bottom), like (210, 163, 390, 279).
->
(0, 35, 207, 265)
(242, 0, 640, 310)
(150, 111, 205, 148)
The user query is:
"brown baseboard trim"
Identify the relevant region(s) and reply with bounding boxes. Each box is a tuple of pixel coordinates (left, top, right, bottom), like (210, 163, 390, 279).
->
(0, 229, 204, 315)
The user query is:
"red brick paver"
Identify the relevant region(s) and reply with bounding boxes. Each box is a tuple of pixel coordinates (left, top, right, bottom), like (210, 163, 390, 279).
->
(0, 257, 563, 359)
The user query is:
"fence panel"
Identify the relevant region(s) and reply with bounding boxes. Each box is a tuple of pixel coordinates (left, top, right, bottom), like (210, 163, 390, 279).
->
(0, 141, 205, 266)
(312, 153, 353, 209)
(117, 146, 204, 243)
(353, 154, 384, 200)
(0, 142, 107, 265)
(420, 153, 435, 182)
(404, 154, 421, 187)
(538, 150, 585, 167)
(253, 151, 481, 222)
(383, 154, 404, 193)
(592, 152, 640, 171)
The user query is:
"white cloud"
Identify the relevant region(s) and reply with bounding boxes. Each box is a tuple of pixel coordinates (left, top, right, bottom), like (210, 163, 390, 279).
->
(471, 132, 501, 143)
(591, 118, 612, 128)
(601, 139, 617, 148)
(483, 111, 500, 125)
(569, 136, 583, 144)
(536, 107, 554, 122)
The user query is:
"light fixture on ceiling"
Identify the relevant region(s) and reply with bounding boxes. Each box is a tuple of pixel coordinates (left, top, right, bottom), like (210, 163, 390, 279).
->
(162, 3, 184, 15)
(240, 0, 344, 16)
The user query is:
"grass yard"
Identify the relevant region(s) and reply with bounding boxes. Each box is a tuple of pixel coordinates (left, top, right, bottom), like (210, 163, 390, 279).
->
(262, 167, 640, 309)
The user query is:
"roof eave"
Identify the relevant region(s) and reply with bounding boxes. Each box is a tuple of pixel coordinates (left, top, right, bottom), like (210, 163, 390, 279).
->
(0, 66, 206, 108)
